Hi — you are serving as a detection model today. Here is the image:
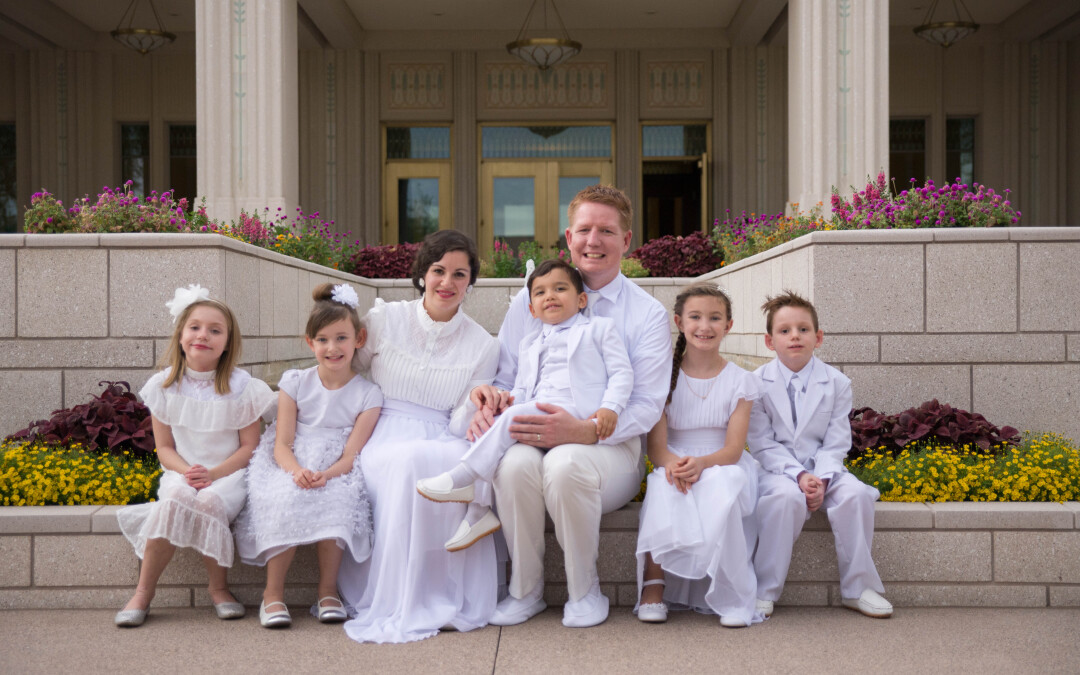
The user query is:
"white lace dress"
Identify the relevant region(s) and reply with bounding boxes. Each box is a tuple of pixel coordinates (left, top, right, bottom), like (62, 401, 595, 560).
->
(338, 298, 500, 644)
(636, 362, 763, 625)
(117, 367, 276, 567)
(235, 367, 382, 567)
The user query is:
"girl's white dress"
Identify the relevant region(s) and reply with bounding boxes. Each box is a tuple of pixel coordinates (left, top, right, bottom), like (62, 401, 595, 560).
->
(118, 367, 276, 567)
(636, 362, 763, 625)
(234, 367, 382, 567)
(338, 298, 500, 644)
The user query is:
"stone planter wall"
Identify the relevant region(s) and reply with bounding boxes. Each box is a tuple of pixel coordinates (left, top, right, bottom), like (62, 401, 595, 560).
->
(2, 503, 1079, 610)
(0, 233, 689, 437)
(701, 227, 1080, 442)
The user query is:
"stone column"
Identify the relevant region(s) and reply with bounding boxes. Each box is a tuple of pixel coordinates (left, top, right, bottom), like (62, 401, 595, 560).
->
(196, 0, 299, 221)
(788, 0, 888, 211)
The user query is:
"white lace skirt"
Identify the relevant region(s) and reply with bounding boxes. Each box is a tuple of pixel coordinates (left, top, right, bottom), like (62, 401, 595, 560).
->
(234, 421, 373, 567)
(636, 451, 762, 625)
(338, 399, 497, 644)
(117, 468, 245, 567)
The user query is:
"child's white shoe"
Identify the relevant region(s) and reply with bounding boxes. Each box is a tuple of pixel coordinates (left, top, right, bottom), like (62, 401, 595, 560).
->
(841, 589, 893, 618)
(259, 600, 292, 628)
(417, 472, 475, 503)
(317, 596, 348, 623)
(444, 508, 501, 551)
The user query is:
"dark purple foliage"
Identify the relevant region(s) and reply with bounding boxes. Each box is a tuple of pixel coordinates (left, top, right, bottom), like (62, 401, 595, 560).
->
(849, 399, 1020, 459)
(346, 242, 421, 279)
(629, 231, 723, 277)
(5, 381, 155, 458)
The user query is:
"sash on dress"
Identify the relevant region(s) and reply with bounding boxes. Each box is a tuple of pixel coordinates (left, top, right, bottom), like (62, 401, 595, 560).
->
(379, 398, 451, 426)
(668, 428, 724, 451)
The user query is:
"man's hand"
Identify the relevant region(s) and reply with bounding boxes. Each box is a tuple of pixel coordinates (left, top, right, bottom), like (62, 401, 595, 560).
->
(509, 402, 597, 448)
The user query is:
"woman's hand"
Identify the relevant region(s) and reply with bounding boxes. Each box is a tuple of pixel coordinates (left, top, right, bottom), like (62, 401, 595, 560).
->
(470, 385, 513, 416)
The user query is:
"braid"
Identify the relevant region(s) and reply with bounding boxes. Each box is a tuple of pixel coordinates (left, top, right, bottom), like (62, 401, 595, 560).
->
(667, 332, 686, 404)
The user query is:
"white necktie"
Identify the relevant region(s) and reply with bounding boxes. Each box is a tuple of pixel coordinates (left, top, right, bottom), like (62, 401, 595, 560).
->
(585, 291, 600, 316)
(788, 374, 802, 427)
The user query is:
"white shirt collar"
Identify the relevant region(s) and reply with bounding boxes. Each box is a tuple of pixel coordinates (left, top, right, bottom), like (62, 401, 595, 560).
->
(583, 273, 625, 306)
(776, 357, 814, 392)
(542, 311, 582, 337)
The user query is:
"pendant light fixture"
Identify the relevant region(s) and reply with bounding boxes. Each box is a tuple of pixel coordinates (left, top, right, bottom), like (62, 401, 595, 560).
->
(506, 0, 582, 71)
(111, 0, 177, 55)
(913, 0, 979, 48)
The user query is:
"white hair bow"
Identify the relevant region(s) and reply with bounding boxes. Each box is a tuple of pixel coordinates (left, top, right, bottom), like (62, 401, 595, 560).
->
(331, 284, 360, 308)
(165, 284, 211, 322)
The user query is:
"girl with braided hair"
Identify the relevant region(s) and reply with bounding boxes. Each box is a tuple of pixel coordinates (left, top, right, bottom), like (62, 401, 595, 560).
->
(634, 282, 764, 627)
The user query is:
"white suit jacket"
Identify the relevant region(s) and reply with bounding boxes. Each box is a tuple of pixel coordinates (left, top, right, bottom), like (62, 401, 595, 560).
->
(510, 313, 634, 418)
(746, 356, 853, 483)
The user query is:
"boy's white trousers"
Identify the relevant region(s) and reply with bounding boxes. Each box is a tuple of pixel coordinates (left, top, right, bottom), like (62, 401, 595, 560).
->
(753, 471, 884, 601)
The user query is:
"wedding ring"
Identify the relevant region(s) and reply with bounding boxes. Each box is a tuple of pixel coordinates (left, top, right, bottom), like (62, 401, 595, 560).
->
(536, 433, 541, 441)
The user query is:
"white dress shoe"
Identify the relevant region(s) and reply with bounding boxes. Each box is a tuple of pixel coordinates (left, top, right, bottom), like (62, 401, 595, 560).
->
(720, 615, 748, 628)
(444, 509, 501, 552)
(755, 598, 774, 617)
(490, 585, 547, 626)
(417, 473, 475, 503)
(214, 601, 246, 620)
(114, 608, 148, 627)
(259, 600, 292, 628)
(316, 596, 347, 623)
(562, 581, 609, 628)
(841, 589, 893, 618)
(637, 578, 667, 623)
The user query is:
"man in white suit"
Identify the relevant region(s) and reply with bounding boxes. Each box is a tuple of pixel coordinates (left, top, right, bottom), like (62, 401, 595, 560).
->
(416, 259, 634, 552)
(747, 290, 892, 619)
(470, 185, 671, 628)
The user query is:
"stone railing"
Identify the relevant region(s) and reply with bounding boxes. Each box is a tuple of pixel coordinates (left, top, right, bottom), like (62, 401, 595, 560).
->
(2, 502, 1079, 610)
(702, 227, 1080, 442)
(0, 233, 690, 437)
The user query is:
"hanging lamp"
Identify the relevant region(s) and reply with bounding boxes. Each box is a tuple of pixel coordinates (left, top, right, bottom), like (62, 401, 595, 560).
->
(506, 0, 582, 71)
(913, 0, 979, 48)
(111, 0, 176, 55)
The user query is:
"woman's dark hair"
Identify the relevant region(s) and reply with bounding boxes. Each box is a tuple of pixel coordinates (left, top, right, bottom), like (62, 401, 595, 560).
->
(411, 230, 480, 293)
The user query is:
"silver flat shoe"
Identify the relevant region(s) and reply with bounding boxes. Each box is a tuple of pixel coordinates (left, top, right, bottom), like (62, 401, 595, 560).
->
(316, 596, 347, 623)
(114, 608, 148, 627)
(259, 600, 291, 628)
(214, 601, 246, 620)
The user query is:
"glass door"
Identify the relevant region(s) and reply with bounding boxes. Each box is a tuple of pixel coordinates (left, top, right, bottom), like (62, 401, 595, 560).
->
(383, 162, 451, 244)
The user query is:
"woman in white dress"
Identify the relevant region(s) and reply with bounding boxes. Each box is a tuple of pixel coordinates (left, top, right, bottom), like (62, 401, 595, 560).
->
(339, 230, 501, 644)
(635, 283, 763, 627)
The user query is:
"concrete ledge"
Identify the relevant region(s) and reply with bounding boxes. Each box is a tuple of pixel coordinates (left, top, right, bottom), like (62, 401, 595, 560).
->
(4, 503, 1075, 610)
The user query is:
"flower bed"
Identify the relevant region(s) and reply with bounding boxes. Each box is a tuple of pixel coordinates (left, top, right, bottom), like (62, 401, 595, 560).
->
(0, 440, 160, 506)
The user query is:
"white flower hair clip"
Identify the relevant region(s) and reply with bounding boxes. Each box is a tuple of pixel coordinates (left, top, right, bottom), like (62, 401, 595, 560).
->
(165, 284, 211, 322)
(522, 259, 536, 288)
(331, 284, 360, 309)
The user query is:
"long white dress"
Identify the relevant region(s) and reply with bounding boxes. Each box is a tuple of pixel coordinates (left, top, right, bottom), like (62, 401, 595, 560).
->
(635, 362, 763, 625)
(235, 367, 382, 567)
(339, 298, 500, 644)
(117, 367, 276, 567)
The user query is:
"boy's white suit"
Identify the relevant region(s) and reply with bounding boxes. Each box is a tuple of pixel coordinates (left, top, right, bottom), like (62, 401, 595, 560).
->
(461, 312, 634, 481)
(747, 356, 885, 601)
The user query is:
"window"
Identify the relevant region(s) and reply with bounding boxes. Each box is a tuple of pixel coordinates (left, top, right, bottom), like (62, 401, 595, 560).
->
(169, 124, 197, 205)
(0, 124, 14, 233)
(889, 119, 927, 189)
(481, 126, 612, 159)
(946, 118, 975, 186)
(383, 125, 452, 244)
(121, 124, 150, 196)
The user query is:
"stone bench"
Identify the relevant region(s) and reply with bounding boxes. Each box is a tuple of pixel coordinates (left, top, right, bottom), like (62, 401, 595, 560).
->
(2, 503, 1080, 610)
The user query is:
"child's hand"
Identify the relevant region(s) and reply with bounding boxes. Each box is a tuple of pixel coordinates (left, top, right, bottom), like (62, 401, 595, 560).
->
(184, 464, 212, 490)
(467, 407, 496, 442)
(798, 472, 824, 511)
(670, 455, 708, 485)
(590, 408, 618, 440)
(307, 471, 327, 489)
(293, 468, 321, 490)
(661, 457, 691, 494)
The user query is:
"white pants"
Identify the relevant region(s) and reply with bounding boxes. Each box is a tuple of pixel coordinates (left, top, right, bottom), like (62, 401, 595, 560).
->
(753, 471, 884, 601)
(462, 401, 583, 482)
(493, 437, 642, 602)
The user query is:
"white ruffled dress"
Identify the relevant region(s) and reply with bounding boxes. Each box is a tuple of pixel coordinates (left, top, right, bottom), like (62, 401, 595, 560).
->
(338, 298, 500, 644)
(118, 367, 276, 567)
(235, 367, 382, 567)
(636, 362, 763, 625)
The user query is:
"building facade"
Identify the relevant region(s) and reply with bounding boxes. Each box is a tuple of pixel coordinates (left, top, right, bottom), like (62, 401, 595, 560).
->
(0, 0, 1077, 250)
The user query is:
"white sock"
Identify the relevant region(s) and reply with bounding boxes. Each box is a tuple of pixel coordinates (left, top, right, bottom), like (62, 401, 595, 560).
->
(464, 502, 488, 526)
(448, 463, 478, 489)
